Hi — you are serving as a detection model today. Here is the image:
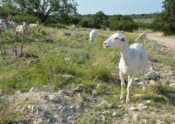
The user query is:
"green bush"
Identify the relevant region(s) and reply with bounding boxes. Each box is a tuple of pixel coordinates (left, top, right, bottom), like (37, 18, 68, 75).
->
(110, 15, 138, 32)
(79, 19, 93, 28)
(152, 0, 175, 35)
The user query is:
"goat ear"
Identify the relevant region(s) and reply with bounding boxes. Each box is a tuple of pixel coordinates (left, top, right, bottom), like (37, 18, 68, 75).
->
(121, 37, 125, 42)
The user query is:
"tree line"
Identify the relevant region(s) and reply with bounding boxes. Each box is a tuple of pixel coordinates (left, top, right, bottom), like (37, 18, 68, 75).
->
(0, 0, 175, 34)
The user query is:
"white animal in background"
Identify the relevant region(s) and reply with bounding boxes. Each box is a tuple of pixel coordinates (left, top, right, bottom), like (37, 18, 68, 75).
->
(0, 19, 7, 32)
(136, 32, 147, 42)
(106, 28, 110, 31)
(89, 29, 97, 43)
(16, 22, 28, 34)
(29, 21, 39, 27)
(103, 33, 148, 103)
(72, 24, 76, 29)
(117, 31, 124, 34)
(8, 20, 18, 29)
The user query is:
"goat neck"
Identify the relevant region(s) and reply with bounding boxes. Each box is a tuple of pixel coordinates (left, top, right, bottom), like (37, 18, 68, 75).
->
(120, 42, 131, 65)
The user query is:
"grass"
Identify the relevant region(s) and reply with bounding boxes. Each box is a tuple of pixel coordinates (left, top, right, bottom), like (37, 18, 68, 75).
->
(134, 18, 153, 24)
(0, 25, 174, 94)
(0, 96, 24, 124)
(0, 25, 175, 122)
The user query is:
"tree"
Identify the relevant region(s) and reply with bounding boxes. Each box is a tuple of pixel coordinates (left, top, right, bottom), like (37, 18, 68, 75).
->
(110, 15, 137, 32)
(0, 0, 38, 22)
(153, 0, 175, 34)
(79, 19, 93, 28)
(92, 11, 109, 28)
(12, 0, 77, 22)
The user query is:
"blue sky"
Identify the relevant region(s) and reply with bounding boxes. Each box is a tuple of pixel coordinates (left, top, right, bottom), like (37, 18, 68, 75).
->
(76, 0, 164, 15)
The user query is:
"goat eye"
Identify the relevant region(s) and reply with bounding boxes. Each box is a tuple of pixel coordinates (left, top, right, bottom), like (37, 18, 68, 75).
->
(115, 37, 118, 40)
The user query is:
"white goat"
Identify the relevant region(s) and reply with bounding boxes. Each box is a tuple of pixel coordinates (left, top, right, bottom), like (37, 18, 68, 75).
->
(117, 30, 124, 34)
(16, 22, 28, 34)
(0, 19, 7, 32)
(8, 20, 18, 29)
(136, 32, 147, 42)
(29, 21, 39, 27)
(72, 24, 76, 28)
(103, 33, 148, 103)
(89, 29, 97, 43)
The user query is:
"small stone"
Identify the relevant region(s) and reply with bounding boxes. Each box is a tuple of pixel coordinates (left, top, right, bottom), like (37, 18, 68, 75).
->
(75, 105, 83, 112)
(58, 105, 64, 110)
(157, 120, 164, 124)
(58, 74, 75, 79)
(96, 84, 100, 88)
(42, 85, 50, 90)
(135, 94, 143, 97)
(129, 106, 137, 111)
(134, 78, 140, 82)
(64, 57, 71, 61)
(40, 111, 45, 118)
(22, 106, 28, 112)
(138, 103, 144, 107)
(78, 93, 86, 101)
(132, 113, 142, 121)
(16, 90, 21, 94)
(102, 111, 110, 115)
(99, 115, 106, 121)
(73, 87, 80, 93)
(145, 72, 159, 80)
(29, 87, 40, 92)
(170, 83, 175, 88)
(148, 80, 157, 86)
(27, 105, 37, 112)
(112, 111, 117, 117)
(140, 105, 148, 110)
(138, 103, 148, 110)
(68, 116, 74, 120)
(91, 90, 97, 97)
(48, 94, 61, 103)
(34, 119, 43, 124)
(98, 101, 109, 109)
(146, 100, 151, 104)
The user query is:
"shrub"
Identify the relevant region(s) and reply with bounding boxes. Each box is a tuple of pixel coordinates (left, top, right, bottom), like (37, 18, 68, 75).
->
(110, 15, 138, 32)
(79, 19, 93, 28)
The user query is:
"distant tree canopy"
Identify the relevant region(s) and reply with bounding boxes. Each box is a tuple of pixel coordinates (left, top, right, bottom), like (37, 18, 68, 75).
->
(0, 0, 77, 23)
(153, 0, 175, 35)
(78, 11, 109, 29)
(92, 11, 109, 28)
(110, 15, 138, 32)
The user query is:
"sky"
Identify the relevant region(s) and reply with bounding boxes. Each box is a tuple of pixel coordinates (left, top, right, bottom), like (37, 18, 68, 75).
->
(76, 0, 164, 15)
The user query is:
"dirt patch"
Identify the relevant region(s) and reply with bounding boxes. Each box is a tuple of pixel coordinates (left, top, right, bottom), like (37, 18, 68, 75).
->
(147, 33, 175, 51)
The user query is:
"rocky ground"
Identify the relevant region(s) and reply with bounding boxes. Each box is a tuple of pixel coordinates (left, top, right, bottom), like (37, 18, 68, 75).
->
(5, 83, 175, 124)
(1, 53, 175, 124)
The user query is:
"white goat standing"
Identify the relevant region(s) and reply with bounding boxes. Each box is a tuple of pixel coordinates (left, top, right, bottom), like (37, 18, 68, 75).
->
(117, 30, 124, 34)
(103, 33, 148, 103)
(8, 20, 18, 29)
(136, 32, 147, 42)
(29, 21, 39, 27)
(0, 19, 7, 32)
(89, 29, 97, 43)
(16, 22, 28, 34)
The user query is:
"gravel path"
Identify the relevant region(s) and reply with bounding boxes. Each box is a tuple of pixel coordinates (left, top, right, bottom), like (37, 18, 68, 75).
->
(147, 32, 175, 51)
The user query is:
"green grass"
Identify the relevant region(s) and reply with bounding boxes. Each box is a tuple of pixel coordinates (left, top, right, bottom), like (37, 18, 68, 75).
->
(134, 19, 153, 24)
(0, 25, 174, 94)
(0, 97, 24, 124)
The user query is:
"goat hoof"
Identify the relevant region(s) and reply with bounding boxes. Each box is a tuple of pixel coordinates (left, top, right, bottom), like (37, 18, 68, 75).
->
(120, 96, 123, 100)
(126, 99, 130, 103)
